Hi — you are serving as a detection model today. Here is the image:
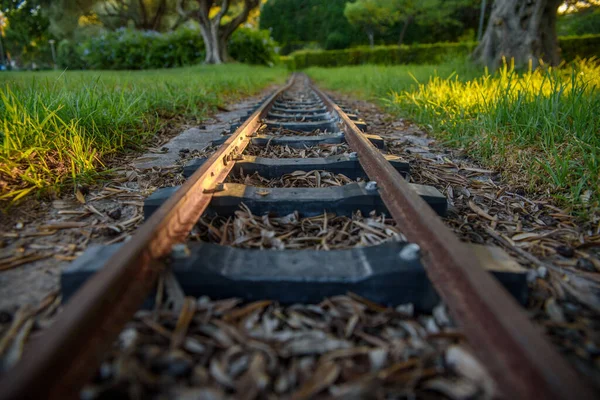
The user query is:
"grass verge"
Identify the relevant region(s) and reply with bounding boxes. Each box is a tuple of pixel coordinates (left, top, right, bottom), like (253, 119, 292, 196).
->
(0, 64, 287, 202)
(307, 59, 600, 213)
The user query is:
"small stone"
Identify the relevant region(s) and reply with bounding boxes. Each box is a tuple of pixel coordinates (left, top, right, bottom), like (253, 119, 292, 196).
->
(107, 208, 122, 220)
(395, 303, 414, 317)
(98, 362, 113, 381)
(556, 245, 574, 258)
(161, 146, 169, 153)
(585, 341, 600, 357)
(576, 258, 596, 272)
(526, 269, 538, 283)
(151, 351, 193, 378)
(179, 148, 190, 155)
(365, 181, 378, 191)
(198, 125, 206, 129)
(171, 244, 190, 259)
(539, 215, 557, 226)
(100, 226, 121, 237)
(398, 243, 420, 261)
(15, 222, 23, 230)
(537, 266, 548, 279)
(0, 310, 13, 324)
(544, 298, 566, 323)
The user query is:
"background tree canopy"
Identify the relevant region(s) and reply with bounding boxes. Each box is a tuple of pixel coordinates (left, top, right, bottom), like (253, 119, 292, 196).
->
(0, 0, 599, 67)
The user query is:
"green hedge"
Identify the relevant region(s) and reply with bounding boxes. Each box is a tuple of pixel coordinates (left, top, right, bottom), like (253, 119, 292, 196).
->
(57, 27, 277, 70)
(289, 35, 600, 69)
(228, 28, 278, 66)
(559, 34, 600, 61)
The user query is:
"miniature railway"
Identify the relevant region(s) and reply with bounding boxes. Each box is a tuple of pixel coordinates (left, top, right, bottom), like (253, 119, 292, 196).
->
(0, 74, 597, 399)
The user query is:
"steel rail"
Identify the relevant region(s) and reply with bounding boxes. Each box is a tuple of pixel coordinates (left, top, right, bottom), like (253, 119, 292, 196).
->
(310, 82, 597, 400)
(0, 75, 297, 400)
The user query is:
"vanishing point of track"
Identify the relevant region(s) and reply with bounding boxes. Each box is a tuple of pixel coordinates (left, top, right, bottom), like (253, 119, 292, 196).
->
(0, 74, 597, 400)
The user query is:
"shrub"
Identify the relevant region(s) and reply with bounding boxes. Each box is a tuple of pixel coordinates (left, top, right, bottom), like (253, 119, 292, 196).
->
(57, 40, 87, 70)
(279, 56, 296, 70)
(559, 34, 600, 62)
(325, 32, 350, 50)
(79, 28, 205, 70)
(57, 27, 278, 70)
(288, 35, 600, 69)
(229, 28, 278, 65)
(291, 42, 476, 69)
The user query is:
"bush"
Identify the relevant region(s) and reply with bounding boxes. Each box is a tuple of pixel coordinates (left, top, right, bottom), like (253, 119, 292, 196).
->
(278, 55, 296, 70)
(288, 35, 600, 69)
(78, 28, 205, 70)
(291, 42, 476, 69)
(57, 40, 86, 70)
(56, 27, 278, 70)
(325, 32, 350, 50)
(229, 28, 278, 65)
(559, 34, 600, 62)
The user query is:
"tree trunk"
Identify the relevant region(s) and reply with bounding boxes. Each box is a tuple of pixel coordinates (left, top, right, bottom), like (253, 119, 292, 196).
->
(473, 0, 562, 70)
(398, 16, 413, 46)
(177, 0, 260, 65)
(367, 29, 374, 48)
(200, 24, 223, 64)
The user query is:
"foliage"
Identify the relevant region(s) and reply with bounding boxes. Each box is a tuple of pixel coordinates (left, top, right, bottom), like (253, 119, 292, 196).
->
(308, 59, 600, 209)
(344, 0, 397, 46)
(559, 34, 600, 61)
(0, 65, 287, 201)
(228, 27, 277, 65)
(325, 32, 350, 50)
(59, 27, 204, 69)
(55, 26, 277, 69)
(558, 7, 600, 36)
(290, 42, 478, 69)
(0, 0, 53, 67)
(93, 0, 179, 32)
(176, 0, 261, 64)
(260, 0, 484, 51)
(56, 39, 87, 69)
(260, 0, 363, 54)
(288, 35, 600, 69)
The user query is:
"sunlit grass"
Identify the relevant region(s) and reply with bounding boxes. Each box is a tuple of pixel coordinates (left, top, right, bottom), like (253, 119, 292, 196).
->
(308, 59, 600, 212)
(0, 65, 287, 201)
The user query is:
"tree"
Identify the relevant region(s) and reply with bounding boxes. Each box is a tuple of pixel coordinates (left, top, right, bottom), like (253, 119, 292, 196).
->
(96, 0, 179, 31)
(392, 0, 477, 45)
(260, 0, 362, 53)
(344, 0, 396, 47)
(1, 0, 53, 66)
(176, 0, 260, 64)
(474, 0, 563, 69)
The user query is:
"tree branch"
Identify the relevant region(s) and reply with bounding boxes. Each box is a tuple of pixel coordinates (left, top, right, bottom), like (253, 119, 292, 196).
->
(176, 0, 193, 19)
(213, 0, 230, 26)
(221, 0, 259, 39)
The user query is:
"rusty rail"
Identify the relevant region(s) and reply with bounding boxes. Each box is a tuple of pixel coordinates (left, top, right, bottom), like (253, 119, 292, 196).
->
(0, 76, 296, 400)
(310, 82, 597, 400)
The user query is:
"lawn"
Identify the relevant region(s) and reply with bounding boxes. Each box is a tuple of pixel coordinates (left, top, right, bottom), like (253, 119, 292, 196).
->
(307, 60, 600, 213)
(0, 64, 287, 202)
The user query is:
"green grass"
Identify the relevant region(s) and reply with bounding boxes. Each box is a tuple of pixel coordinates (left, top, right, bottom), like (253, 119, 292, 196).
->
(0, 64, 287, 201)
(307, 60, 600, 212)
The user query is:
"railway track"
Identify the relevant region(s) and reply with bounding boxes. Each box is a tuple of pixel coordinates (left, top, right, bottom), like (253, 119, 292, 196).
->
(0, 74, 597, 399)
